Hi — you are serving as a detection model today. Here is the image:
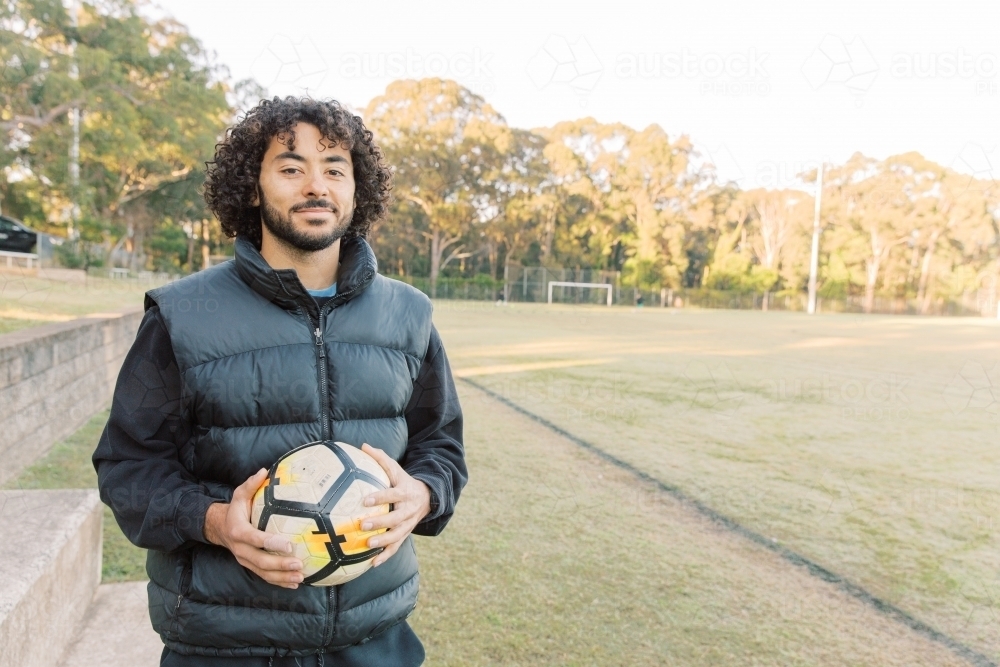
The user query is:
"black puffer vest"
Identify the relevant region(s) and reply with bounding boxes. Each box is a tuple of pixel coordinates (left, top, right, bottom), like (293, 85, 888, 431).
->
(143, 237, 433, 657)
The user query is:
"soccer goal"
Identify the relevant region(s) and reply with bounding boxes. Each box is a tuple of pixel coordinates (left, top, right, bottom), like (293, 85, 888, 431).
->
(547, 281, 614, 306)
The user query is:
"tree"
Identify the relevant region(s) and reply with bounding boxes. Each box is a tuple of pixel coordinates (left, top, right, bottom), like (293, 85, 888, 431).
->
(474, 128, 549, 279)
(824, 153, 926, 312)
(1, 0, 231, 269)
(907, 164, 994, 312)
(365, 78, 511, 296)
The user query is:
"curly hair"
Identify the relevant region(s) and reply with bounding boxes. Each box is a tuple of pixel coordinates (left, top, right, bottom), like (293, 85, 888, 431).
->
(204, 96, 392, 247)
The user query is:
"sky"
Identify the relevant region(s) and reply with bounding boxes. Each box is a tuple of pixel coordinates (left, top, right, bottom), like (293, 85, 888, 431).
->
(150, 0, 1000, 191)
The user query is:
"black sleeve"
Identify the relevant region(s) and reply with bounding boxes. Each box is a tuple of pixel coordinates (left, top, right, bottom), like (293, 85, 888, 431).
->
(401, 324, 468, 537)
(92, 307, 225, 552)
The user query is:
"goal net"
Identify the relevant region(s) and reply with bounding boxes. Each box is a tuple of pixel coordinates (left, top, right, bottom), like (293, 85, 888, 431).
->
(547, 281, 613, 306)
(504, 266, 620, 305)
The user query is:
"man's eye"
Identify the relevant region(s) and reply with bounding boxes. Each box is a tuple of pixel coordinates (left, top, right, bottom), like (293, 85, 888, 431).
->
(281, 168, 300, 174)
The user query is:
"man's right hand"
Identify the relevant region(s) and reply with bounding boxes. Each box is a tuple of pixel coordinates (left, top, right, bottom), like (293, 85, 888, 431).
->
(203, 468, 304, 589)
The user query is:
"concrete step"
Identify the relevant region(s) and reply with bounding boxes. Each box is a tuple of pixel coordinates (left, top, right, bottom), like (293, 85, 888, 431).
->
(0, 490, 102, 667)
(58, 581, 162, 667)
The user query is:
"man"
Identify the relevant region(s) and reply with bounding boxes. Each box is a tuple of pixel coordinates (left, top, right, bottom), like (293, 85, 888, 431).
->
(93, 97, 467, 666)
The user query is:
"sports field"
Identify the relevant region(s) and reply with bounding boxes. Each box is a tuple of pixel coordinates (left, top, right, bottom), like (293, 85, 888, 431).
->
(0, 272, 166, 333)
(411, 302, 1000, 666)
(7, 282, 1000, 665)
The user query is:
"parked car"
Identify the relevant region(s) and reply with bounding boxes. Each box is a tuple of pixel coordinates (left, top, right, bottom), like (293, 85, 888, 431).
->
(0, 215, 38, 253)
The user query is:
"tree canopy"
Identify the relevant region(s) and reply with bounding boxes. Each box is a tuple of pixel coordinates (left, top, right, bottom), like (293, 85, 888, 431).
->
(2, 3, 997, 311)
(1, 0, 229, 269)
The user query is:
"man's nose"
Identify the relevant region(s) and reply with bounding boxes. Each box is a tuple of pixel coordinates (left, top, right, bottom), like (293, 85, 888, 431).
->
(302, 170, 328, 198)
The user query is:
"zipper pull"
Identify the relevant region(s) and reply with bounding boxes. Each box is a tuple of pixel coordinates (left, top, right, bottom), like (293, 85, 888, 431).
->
(314, 327, 323, 346)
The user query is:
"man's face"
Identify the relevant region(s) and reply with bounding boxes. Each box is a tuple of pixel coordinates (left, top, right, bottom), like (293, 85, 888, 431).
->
(256, 122, 356, 252)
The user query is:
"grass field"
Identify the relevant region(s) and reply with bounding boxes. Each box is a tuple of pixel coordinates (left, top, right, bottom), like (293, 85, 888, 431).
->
(0, 269, 166, 333)
(3, 409, 148, 582)
(6, 284, 1000, 665)
(421, 301, 1000, 665)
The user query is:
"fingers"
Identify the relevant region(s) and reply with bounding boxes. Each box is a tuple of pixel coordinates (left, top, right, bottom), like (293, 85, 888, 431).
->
(238, 558, 305, 589)
(361, 443, 401, 483)
(232, 543, 302, 579)
(363, 487, 406, 508)
(359, 509, 404, 532)
(372, 540, 401, 567)
(231, 518, 293, 554)
(366, 518, 412, 550)
(261, 532, 295, 555)
(232, 468, 268, 504)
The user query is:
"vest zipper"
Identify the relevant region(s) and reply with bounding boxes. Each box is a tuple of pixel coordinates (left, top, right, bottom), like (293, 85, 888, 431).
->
(314, 310, 330, 441)
(317, 305, 337, 648)
(314, 292, 363, 649)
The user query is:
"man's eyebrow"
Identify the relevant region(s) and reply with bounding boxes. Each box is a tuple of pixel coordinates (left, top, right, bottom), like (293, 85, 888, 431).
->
(273, 151, 349, 164)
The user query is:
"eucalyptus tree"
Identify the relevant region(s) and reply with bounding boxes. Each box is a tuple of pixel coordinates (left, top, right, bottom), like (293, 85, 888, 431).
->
(364, 78, 511, 296)
(0, 0, 229, 268)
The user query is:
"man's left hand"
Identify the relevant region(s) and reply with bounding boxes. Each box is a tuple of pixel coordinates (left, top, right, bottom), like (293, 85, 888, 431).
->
(359, 443, 431, 567)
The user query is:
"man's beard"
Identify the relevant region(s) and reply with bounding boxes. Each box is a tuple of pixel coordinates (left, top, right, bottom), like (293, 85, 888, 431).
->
(259, 192, 354, 253)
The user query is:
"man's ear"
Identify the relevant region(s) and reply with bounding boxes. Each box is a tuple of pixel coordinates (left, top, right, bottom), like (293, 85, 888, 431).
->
(251, 183, 261, 207)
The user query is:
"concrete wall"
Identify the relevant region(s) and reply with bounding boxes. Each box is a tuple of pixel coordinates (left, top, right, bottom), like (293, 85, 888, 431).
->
(0, 308, 143, 486)
(0, 489, 103, 667)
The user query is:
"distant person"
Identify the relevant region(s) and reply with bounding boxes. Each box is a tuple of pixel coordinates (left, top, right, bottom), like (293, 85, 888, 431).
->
(93, 97, 468, 666)
(636, 294, 645, 308)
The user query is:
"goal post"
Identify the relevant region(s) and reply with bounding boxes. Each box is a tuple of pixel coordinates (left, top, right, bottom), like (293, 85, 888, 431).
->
(547, 281, 614, 306)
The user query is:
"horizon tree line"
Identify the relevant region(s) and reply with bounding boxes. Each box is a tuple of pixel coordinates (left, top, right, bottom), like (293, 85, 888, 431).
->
(3, 1, 997, 312)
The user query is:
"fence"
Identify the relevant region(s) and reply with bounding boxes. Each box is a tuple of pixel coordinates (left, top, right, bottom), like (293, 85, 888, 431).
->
(385, 268, 996, 318)
(0, 250, 39, 269)
(390, 275, 504, 301)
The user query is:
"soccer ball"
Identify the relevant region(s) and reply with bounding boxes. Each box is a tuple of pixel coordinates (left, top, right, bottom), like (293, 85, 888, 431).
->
(250, 440, 391, 586)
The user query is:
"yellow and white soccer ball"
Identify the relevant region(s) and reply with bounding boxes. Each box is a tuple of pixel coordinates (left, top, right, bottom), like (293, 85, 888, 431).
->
(251, 440, 391, 586)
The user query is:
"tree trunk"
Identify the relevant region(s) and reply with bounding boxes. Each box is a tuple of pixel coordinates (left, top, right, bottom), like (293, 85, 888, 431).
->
(130, 228, 145, 273)
(487, 239, 498, 280)
(429, 229, 441, 298)
(201, 219, 210, 270)
(917, 229, 941, 313)
(864, 255, 880, 314)
(863, 227, 891, 314)
(540, 206, 555, 263)
(187, 223, 195, 272)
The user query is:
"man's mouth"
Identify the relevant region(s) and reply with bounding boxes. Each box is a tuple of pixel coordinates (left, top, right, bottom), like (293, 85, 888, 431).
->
(292, 201, 336, 215)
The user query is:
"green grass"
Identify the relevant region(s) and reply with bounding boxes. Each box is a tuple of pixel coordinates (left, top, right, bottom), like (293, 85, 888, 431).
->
(430, 301, 1000, 662)
(6, 294, 997, 663)
(409, 379, 966, 665)
(0, 317, 48, 334)
(0, 271, 163, 334)
(3, 409, 147, 582)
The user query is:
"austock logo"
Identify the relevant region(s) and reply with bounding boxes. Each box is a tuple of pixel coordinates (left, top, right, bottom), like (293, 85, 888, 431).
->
(615, 47, 770, 97)
(250, 35, 328, 93)
(801, 34, 879, 103)
(943, 361, 1000, 422)
(526, 35, 604, 101)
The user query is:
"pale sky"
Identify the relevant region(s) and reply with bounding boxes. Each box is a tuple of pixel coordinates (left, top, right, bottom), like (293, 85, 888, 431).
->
(151, 0, 1000, 190)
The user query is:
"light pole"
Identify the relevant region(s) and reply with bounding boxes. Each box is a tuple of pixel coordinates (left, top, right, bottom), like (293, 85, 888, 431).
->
(807, 162, 824, 314)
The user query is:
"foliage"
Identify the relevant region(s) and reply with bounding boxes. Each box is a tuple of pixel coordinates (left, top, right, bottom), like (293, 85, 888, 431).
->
(0, 0, 230, 269)
(0, 0, 996, 305)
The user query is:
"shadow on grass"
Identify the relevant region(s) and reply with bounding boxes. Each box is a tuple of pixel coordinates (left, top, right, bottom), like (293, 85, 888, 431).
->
(3, 409, 147, 582)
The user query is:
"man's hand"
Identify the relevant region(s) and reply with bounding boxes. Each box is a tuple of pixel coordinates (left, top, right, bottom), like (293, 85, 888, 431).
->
(359, 443, 431, 567)
(203, 468, 305, 589)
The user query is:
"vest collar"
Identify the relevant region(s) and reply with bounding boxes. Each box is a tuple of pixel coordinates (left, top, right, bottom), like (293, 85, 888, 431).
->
(233, 236, 378, 318)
